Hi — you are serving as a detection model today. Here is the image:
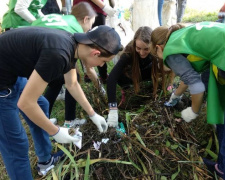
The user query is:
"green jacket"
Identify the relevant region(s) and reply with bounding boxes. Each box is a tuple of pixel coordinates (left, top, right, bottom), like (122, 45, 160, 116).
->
(2, 0, 47, 29)
(31, 14, 84, 34)
(163, 22, 225, 124)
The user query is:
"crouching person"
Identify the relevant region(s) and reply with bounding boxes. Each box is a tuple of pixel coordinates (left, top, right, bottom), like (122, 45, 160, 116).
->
(0, 25, 122, 179)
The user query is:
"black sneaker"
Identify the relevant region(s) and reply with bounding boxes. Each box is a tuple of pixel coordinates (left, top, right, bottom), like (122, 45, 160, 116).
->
(37, 150, 64, 176)
(203, 158, 224, 178)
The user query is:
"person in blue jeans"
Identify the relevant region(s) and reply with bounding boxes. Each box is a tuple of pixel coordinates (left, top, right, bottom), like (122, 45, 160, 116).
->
(0, 77, 63, 178)
(158, 0, 164, 26)
(176, 0, 187, 23)
(150, 22, 225, 179)
(0, 25, 122, 179)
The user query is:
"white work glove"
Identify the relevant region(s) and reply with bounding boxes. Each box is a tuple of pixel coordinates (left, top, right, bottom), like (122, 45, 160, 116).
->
(164, 93, 182, 107)
(52, 127, 80, 143)
(181, 107, 198, 123)
(61, 7, 68, 15)
(97, 79, 106, 97)
(107, 109, 118, 127)
(90, 113, 108, 133)
(102, 4, 116, 17)
(100, 85, 106, 97)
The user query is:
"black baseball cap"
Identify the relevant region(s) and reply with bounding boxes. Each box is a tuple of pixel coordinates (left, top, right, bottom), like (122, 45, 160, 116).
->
(74, 25, 123, 55)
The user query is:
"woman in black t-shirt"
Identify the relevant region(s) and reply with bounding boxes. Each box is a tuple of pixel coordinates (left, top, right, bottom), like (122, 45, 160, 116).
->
(107, 26, 171, 128)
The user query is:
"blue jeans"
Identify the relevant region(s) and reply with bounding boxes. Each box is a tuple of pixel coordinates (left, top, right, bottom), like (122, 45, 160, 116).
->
(65, 0, 72, 14)
(177, 0, 187, 23)
(158, 0, 164, 26)
(201, 69, 225, 178)
(216, 121, 225, 178)
(0, 77, 52, 179)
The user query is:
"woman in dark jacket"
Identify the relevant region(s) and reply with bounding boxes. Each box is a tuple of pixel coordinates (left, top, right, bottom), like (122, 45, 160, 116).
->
(107, 26, 170, 127)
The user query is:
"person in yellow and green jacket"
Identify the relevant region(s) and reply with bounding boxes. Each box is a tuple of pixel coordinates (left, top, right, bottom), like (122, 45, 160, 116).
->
(150, 22, 225, 178)
(2, 0, 47, 30)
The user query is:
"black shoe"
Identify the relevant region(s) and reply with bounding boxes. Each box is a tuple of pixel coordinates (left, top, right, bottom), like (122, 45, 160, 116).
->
(203, 158, 224, 178)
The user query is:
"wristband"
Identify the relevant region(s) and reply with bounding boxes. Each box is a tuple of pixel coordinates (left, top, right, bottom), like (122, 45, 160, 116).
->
(109, 102, 117, 108)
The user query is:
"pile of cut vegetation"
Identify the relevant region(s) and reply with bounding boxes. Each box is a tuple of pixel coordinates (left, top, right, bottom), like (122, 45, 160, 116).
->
(0, 82, 218, 180)
(36, 82, 218, 180)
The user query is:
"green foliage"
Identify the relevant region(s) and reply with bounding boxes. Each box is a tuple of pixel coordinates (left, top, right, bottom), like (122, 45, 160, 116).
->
(124, 9, 131, 21)
(182, 8, 218, 23)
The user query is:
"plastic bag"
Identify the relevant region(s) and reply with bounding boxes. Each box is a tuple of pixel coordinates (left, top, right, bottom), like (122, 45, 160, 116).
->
(106, 15, 134, 64)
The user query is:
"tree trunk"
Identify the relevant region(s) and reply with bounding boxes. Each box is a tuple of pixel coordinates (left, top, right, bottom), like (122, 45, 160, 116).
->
(162, 0, 177, 26)
(132, 0, 159, 31)
(0, 0, 9, 24)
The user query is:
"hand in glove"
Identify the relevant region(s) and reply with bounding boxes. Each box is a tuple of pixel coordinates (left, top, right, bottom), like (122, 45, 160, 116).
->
(61, 7, 68, 15)
(90, 113, 108, 133)
(107, 109, 118, 127)
(102, 4, 116, 17)
(181, 107, 198, 123)
(164, 93, 182, 107)
(97, 79, 106, 97)
(52, 127, 80, 143)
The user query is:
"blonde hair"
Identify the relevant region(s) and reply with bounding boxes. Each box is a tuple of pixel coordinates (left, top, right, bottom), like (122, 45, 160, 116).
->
(150, 24, 185, 57)
(71, 2, 97, 22)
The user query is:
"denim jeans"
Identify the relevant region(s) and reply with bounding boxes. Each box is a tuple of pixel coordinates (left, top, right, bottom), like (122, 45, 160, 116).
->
(65, 0, 72, 14)
(0, 77, 52, 179)
(201, 69, 225, 177)
(176, 0, 187, 23)
(216, 121, 225, 178)
(158, 0, 164, 26)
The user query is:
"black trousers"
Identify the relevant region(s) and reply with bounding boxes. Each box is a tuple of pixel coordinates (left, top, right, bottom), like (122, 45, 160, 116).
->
(118, 67, 152, 89)
(41, 0, 60, 15)
(44, 74, 80, 121)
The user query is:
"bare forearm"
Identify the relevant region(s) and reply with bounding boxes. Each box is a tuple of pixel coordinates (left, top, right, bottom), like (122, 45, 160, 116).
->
(86, 67, 99, 88)
(91, 0, 105, 8)
(191, 92, 204, 113)
(18, 101, 58, 135)
(174, 81, 188, 96)
(15, 0, 36, 23)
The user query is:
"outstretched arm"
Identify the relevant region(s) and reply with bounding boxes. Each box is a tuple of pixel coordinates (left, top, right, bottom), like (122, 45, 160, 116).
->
(15, 0, 37, 23)
(18, 70, 80, 143)
(91, 0, 116, 17)
(174, 81, 188, 96)
(64, 68, 95, 116)
(90, 0, 105, 9)
(17, 70, 59, 135)
(64, 68, 108, 133)
(85, 67, 99, 88)
(166, 54, 205, 121)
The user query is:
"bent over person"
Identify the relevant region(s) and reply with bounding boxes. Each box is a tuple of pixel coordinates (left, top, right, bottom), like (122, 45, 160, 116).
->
(0, 25, 122, 179)
(150, 22, 225, 178)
